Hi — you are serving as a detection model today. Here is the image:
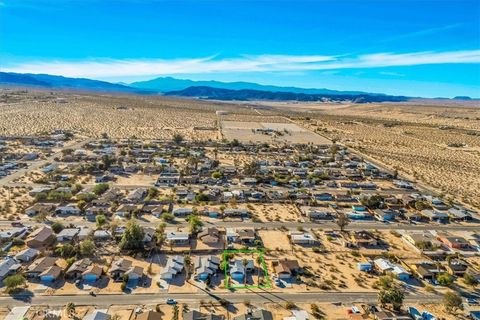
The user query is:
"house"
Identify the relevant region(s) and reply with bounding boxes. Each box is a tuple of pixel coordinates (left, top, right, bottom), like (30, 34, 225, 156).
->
(357, 260, 373, 272)
(350, 231, 378, 247)
(223, 209, 249, 218)
(183, 310, 224, 320)
(313, 193, 333, 201)
(0, 257, 21, 281)
(229, 259, 254, 282)
(233, 309, 273, 320)
(26, 226, 56, 248)
(126, 188, 147, 202)
(93, 230, 112, 241)
(413, 262, 446, 280)
(374, 209, 397, 222)
(82, 264, 103, 282)
(194, 255, 221, 281)
(402, 231, 443, 253)
(448, 207, 472, 221)
(172, 207, 193, 217)
(4, 307, 30, 320)
(421, 209, 449, 223)
(39, 265, 62, 282)
(197, 228, 222, 246)
(445, 260, 468, 276)
(125, 265, 144, 281)
(109, 258, 133, 280)
(166, 231, 190, 246)
(56, 228, 80, 242)
(66, 258, 92, 279)
(374, 258, 410, 280)
(55, 204, 81, 216)
(25, 203, 55, 217)
(0, 227, 28, 244)
(273, 259, 300, 279)
(115, 204, 139, 217)
(83, 310, 110, 320)
(301, 206, 332, 220)
(136, 311, 164, 320)
(14, 248, 39, 263)
(25, 257, 58, 278)
(236, 229, 256, 245)
(289, 231, 318, 246)
(437, 235, 470, 250)
(160, 256, 184, 280)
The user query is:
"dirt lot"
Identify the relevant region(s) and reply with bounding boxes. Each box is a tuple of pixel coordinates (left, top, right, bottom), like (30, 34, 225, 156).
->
(221, 120, 331, 144)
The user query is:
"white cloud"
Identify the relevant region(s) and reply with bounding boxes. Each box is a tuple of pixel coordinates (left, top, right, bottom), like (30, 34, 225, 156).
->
(2, 50, 479, 80)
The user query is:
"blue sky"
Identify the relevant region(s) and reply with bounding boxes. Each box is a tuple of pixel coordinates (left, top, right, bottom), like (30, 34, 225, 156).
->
(1, 0, 479, 97)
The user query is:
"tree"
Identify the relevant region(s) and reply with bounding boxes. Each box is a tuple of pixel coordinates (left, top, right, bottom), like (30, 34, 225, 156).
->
(79, 239, 96, 257)
(155, 222, 166, 248)
(93, 183, 109, 196)
(173, 133, 184, 145)
(243, 160, 259, 175)
(187, 214, 203, 234)
(437, 273, 454, 286)
(66, 302, 76, 318)
(146, 187, 159, 200)
(96, 214, 107, 228)
(184, 255, 192, 280)
(212, 171, 222, 179)
(378, 286, 404, 311)
(443, 291, 463, 314)
(52, 221, 64, 234)
(463, 273, 479, 287)
(119, 219, 145, 251)
(360, 194, 383, 209)
(76, 192, 97, 203)
(162, 212, 175, 222)
(56, 243, 76, 258)
(336, 212, 350, 232)
(3, 274, 26, 292)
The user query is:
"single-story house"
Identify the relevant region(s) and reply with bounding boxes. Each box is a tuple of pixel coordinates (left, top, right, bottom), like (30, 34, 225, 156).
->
(289, 231, 318, 246)
(197, 228, 222, 246)
(0, 258, 21, 281)
(160, 256, 184, 280)
(273, 259, 300, 279)
(14, 248, 39, 263)
(66, 258, 93, 279)
(109, 258, 133, 280)
(194, 255, 221, 281)
(56, 228, 80, 243)
(26, 226, 55, 249)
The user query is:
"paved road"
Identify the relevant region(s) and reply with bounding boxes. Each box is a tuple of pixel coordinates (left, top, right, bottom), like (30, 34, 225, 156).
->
(0, 217, 477, 232)
(0, 290, 441, 307)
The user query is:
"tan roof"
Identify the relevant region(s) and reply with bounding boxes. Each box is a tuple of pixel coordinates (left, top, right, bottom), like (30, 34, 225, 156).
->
(28, 226, 54, 242)
(27, 257, 57, 273)
(83, 264, 103, 276)
(136, 311, 162, 320)
(39, 265, 62, 278)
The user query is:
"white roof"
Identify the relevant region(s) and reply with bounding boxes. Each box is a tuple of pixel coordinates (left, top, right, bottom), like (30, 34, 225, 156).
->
(83, 309, 110, 320)
(5, 307, 30, 320)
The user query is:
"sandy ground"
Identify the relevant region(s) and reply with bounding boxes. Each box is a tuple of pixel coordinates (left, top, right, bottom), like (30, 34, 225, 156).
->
(293, 106, 480, 208)
(222, 120, 331, 144)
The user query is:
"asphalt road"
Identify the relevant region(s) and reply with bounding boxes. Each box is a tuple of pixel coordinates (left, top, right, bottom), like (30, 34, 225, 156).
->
(0, 217, 477, 232)
(0, 290, 441, 307)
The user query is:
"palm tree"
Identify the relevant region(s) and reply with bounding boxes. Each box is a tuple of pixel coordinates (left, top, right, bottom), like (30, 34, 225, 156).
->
(184, 255, 192, 281)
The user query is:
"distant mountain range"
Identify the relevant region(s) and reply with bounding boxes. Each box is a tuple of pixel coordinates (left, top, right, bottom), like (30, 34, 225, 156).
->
(0, 72, 475, 102)
(164, 86, 409, 103)
(130, 76, 374, 95)
(0, 72, 153, 94)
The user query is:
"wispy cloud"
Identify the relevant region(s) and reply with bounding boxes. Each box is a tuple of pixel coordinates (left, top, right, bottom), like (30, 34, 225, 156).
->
(2, 50, 479, 80)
